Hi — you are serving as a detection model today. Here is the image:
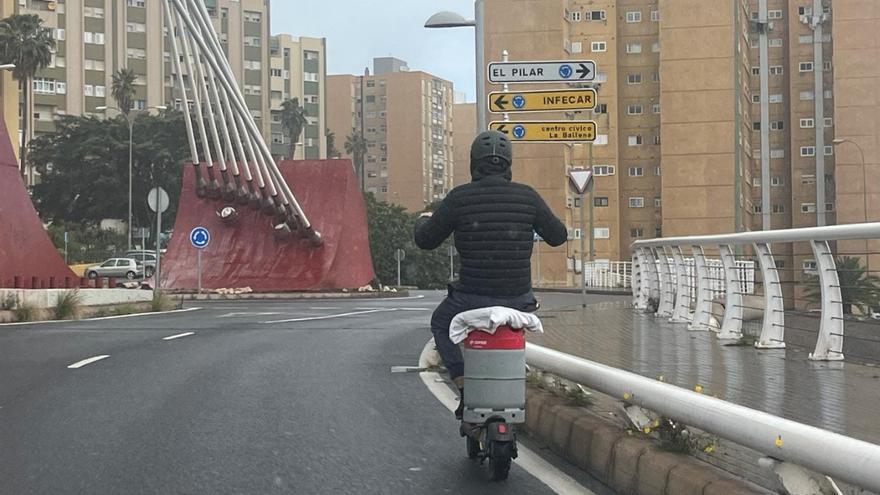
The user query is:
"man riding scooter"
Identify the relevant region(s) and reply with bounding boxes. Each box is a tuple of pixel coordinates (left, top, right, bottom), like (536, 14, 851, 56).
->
(414, 130, 567, 420)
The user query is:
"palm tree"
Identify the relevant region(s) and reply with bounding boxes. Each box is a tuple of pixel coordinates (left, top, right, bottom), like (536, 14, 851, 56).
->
(111, 68, 137, 116)
(279, 97, 307, 159)
(0, 14, 55, 174)
(326, 129, 339, 158)
(344, 132, 368, 189)
(805, 256, 880, 315)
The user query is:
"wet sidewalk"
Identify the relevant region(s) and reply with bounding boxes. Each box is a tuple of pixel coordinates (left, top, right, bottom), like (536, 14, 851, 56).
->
(530, 299, 880, 445)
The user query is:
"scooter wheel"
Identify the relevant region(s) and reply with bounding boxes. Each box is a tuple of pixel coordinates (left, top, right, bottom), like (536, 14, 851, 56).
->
(466, 436, 480, 460)
(489, 443, 512, 481)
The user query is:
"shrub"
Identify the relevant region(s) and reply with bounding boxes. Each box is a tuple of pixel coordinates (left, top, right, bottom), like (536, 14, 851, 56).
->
(151, 291, 178, 312)
(14, 303, 38, 322)
(54, 290, 83, 320)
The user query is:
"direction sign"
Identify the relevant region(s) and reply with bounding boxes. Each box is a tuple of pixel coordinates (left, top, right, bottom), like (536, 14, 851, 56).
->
(489, 88, 597, 114)
(569, 169, 594, 195)
(190, 226, 210, 249)
(488, 60, 596, 84)
(490, 121, 597, 143)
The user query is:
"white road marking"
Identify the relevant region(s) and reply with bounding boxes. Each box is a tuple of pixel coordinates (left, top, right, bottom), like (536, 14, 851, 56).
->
(308, 307, 343, 310)
(417, 340, 594, 495)
(262, 309, 397, 324)
(397, 308, 431, 312)
(217, 312, 281, 318)
(0, 307, 202, 327)
(163, 332, 195, 341)
(68, 355, 110, 369)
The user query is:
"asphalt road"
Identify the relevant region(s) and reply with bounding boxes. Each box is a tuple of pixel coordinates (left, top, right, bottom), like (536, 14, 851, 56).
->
(0, 291, 609, 494)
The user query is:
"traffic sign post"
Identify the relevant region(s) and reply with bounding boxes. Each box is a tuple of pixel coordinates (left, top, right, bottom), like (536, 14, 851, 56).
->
(488, 60, 595, 84)
(148, 187, 169, 290)
(395, 248, 406, 287)
(569, 169, 594, 308)
(190, 227, 210, 294)
(490, 121, 597, 143)
(489, 88, 596, 113)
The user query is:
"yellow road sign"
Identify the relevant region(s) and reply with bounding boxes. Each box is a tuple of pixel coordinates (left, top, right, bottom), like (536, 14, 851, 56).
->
(488, 89, 597, 114)
(490, 121, 597, 143)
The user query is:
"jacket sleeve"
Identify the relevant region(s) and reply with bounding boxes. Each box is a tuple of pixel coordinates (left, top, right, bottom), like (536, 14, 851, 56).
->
(533, 192, 568, 247)
(414, 195, 456, 250)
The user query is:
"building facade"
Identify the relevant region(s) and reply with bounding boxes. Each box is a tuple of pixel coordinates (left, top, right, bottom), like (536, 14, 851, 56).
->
(327, 58, 454, 212)
(0, 0, 17, 159)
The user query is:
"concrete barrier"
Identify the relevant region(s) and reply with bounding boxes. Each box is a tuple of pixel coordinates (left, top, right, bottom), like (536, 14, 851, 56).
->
(0, 288, 154, 309)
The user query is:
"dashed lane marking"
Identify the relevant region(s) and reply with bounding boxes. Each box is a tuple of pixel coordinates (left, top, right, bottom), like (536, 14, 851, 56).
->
(261, 309, 397, 324)
(68, 355, 110, 369)
(163, 332, 195, 341)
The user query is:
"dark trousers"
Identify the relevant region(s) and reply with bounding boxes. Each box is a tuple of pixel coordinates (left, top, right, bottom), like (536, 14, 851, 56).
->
(430, 287, 537, 380)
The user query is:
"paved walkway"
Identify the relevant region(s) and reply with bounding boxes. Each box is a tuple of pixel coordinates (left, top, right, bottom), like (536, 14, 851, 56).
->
(530, 298, 880, 445)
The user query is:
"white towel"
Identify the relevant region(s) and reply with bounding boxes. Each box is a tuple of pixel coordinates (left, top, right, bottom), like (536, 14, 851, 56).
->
(449, 306, 544, 344)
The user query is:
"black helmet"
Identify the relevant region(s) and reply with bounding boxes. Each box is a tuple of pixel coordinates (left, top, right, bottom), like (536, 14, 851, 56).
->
(470, 130, 512, 167)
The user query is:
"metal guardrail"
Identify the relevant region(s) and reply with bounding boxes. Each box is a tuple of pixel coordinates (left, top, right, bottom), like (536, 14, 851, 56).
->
(526, 343, 880, 493)
(629, 222, 880, 359)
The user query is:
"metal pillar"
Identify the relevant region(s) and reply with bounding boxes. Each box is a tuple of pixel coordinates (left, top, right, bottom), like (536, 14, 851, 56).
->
(669, 246, 692, 323)
(754, 242, 786, 349)
(811, 0, 827, 226)
(758, 0, 772, 230)
(688, 245, 713, 331)
(809, 240, 844, 360)
(655, 247, 675, 317)
(475, 0, 486, 131)
(718, 244, 744, 340)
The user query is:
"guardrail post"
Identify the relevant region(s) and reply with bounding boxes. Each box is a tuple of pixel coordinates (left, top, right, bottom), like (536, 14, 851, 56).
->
(809, 240, 844, 361)
(643, 249, 661, 311)
(754, 242, 786, 349)
(631, 252, 644, 309)
(655, 247, 675, 317)
(669, 246, 692, 323)
(718, 244, 744, 340)
(688, 245, 713, 331)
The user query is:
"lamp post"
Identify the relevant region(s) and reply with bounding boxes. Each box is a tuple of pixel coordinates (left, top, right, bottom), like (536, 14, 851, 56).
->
(425, 2, 486, 131)
(97, 104, 167, 252)
(833, 137, 870, 274)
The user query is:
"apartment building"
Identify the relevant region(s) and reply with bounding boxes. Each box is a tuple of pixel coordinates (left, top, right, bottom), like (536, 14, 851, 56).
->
(268, 34, 326, 160)
(0, 0, 17, 159)
(452, 100, 476, 186)
(327, 58, 454, 212)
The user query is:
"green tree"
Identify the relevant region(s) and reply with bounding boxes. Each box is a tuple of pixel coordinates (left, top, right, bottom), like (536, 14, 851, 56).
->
(29, 111, 188, 229)
(804, 256, 880, 315)
(326, 129, 339, 158)
(111, 68, 137, 116)
(344, 132, 368, 187)
(280, 97, 307, 158)
(0, 13, 55, 172)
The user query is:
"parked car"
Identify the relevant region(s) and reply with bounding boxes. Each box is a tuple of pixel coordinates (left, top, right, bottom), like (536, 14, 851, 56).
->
(85, 258, 143, 280)
(124, 250, 158, 277)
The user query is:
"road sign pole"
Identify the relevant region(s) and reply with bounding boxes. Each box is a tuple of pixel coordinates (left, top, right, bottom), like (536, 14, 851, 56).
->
(588, 143, 595, 262)
(536, 241, 541, 288)
(155, 204, 162, 291)
(580, 190, 587, 308)
(475, 0, 486, 131)
(397, 256, 402, 287)
(197, 249, 202, 294)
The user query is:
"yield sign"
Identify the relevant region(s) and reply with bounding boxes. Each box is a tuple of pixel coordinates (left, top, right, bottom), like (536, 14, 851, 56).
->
(568, 169, 593, 194)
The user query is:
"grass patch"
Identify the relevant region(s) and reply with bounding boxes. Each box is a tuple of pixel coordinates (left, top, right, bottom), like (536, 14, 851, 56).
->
(151, 291, 178, 312)
(114, 304, 138, 316)
(54, 290, 83, 320)
(14, 302, 39, 322)
(1, 293, 18, 311)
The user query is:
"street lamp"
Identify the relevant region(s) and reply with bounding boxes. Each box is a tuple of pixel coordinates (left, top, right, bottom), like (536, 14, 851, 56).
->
(425, 2, 486, 131)
(832, 137, 871, 275)
(96, 104, 167, 252)
(0, 64, 16, 70)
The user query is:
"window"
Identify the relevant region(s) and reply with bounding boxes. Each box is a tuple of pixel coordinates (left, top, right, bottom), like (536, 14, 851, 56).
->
(653, 135, 661, 145)
(826, 202, 835, 212)
(631, 227, 644, 238)
(626, 43, 642, 54)
(752, 94, 761, 103)
(801, 174, 817, 184)
(626, 11, 642, 23)
(799, 61, 814, 72)
(801, 203, 817, 213)
(567, 10, 582, 22)
(654, 197, 662, 208)
(769, 38, 783, 47)
(244, 11, 262, 23)
(798, 6, 812, 16)
(84, 7, 105, 18)
(752, 177, 762, 186)
(652, 72, 660, 83)
(127, 48, 146, 60)
(590, 41, 606, 52)
(824, 145, 833, 156)
(245, 36, 261, 46)
(651, 10, 659, 22)
(753, 204, 763, 214)
(651, 42, 660, 52)
(366, 95, 375, 103)
(770, 65, 784, 75)
(769, 10, 783, 19)
(752, 121, 761, 131)
(772, 204, 785, 214)
(800, 90, 815, 100)
(628, 135, 643, 146)
(824, 117, 833, 127)
(800, 118, 815, 128)
(629, 197, 645, 208)
(586, 10, 606, 21)
(593, 103, 607, 114)
(271, 68, 282, 77)
(771, 149, 785, 159)
(824, 89, 833, 99)
(654, 166, 661, 176)
(126, 0, 145, 6)
(594, 228, 610, 239)
(593, 165, 615, 176)
(594, 197, 609, 207)
(751, 66, 760, 76)
(56, 82, 66, 94)
(769, 94, 783, 103)
(54, 28, 65, 41)
(126, 22, 146, 33)
(272, 133, 284, 144)
(771, 176, 784, 186)
(770, 121, 784, 130)
(628, 166, 644, 177)
(565, 40, 582, 54)
(94, 86, 105, 97)
(627, 73, 642, 84)
(244, 60, 262, 70)
(823, 61, 832, 72)
(33, 78, 56, 94)
(83, 84, 94, 96)
(800, 146, 816, 157)
(627, 104, 643, 115)
(652, 103, 660, 114)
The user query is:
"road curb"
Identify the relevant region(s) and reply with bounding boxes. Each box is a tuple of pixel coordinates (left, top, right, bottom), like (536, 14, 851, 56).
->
(176, 290, 411, 301)
(535, 287, 632, 296)
(522, 387, 764, 495)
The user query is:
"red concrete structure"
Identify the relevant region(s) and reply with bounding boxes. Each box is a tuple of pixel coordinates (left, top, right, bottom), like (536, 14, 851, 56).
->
(0, 120, 77, 288)
(162, 160, 375, 291)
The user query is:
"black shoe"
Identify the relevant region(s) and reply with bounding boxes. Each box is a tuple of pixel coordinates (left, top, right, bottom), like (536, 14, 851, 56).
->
(455, 399, 464, 420)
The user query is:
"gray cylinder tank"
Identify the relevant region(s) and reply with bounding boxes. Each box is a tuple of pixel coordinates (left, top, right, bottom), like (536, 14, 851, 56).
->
(461, 327, 526, 424)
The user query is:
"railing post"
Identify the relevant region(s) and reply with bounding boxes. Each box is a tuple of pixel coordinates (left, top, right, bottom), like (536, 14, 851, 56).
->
(632, 252, 644, 309)
(644, 248, 661, 310)
(718, 244, 744, 340)
(688, 245, 713, 331)
(669, 246, 691, 323)
(655, 247, 675, 317)
(809, 240, 844, 361)
(754, 242, 786, 349)
(638, 249, 652, 309)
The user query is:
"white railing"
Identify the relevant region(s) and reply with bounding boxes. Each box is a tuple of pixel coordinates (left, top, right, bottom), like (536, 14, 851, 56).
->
(630, 222, 880, 360)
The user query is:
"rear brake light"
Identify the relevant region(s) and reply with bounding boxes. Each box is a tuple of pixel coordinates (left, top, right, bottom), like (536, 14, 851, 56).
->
(497, 424, 507, 434)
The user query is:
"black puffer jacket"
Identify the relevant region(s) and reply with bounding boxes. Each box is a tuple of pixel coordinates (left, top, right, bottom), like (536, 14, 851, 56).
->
(414, 157, 567, 297)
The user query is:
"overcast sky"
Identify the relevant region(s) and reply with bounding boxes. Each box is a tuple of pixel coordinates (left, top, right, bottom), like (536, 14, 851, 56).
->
(270, 0, 477, 101)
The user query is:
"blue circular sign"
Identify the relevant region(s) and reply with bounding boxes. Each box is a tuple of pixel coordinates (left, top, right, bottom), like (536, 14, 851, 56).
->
(512, 125, 526, 139)
(512, 95, 526, 109)
(190, 226, 210, 249)
(559, 64, 573, 79)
